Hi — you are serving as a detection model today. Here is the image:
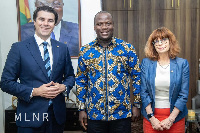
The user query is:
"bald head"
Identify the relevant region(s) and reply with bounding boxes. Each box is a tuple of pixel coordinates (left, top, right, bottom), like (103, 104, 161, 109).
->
(94, 11, 113, 25)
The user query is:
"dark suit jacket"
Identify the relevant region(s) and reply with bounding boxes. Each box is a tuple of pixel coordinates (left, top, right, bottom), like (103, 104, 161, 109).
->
(21, 20, 79, 57)
(0, 36, 75, 127)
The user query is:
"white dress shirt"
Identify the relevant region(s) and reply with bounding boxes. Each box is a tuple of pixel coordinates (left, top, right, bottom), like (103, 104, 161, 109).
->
(30, 34, 67, 98)
(34, 34, 53, 69)
(30, 34, 53, 98)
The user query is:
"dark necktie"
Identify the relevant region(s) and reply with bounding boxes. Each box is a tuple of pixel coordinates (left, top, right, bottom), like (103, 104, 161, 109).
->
(43, 42, 52, 105)
(43, 42, 51, 79)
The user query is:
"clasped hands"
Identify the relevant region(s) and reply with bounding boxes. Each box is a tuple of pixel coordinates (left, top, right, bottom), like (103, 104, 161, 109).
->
(32, 81, 66, 99)
(150, 116, 174, 131)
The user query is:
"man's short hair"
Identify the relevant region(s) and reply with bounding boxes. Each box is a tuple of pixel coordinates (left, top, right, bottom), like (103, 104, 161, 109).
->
(33, 6, 58, 24)
(94, 11, 114, 25)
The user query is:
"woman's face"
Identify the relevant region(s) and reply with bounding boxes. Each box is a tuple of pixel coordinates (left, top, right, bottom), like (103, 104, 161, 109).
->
(153, 38, 170, 55)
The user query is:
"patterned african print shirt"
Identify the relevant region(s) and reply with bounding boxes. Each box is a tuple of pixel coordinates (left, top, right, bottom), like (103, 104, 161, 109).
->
(76, 37, 141, 121)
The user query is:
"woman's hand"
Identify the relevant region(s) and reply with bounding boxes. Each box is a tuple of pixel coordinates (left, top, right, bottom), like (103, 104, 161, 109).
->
(160, 107, 178, 130)
(161, 117, 174, 130)
(150, 116, 163, 131)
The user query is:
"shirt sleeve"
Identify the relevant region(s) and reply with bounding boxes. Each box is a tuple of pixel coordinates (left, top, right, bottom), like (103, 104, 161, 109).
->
(75, 47, 88, 110)
(128, 44, 141, 104)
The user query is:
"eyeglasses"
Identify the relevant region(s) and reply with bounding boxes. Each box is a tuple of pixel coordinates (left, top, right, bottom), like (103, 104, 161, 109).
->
(48, 1, 64, 8)
(152, 38, 169, 46)
(36, 1, 48, 7)
(36, 1, 64, 8)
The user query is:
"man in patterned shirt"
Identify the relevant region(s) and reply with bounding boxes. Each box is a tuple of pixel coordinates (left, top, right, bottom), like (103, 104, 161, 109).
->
(76, 11, 141, 133)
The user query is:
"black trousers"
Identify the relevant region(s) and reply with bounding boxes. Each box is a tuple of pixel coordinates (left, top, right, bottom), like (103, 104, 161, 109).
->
(17, 105, 65, 133)
(87, 117, 131, 133)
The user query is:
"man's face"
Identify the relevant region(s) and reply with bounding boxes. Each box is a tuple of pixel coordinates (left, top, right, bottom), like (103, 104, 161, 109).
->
(94, 13, 114, 43)
(34, 10, 55, 40)
(35, 0, 63, 25)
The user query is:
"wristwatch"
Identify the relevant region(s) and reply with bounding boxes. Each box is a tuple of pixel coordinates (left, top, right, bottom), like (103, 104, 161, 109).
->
(147, 113, 154, 119)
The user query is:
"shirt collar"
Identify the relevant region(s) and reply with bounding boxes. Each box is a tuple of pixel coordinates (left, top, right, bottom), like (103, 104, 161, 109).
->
(34, 34, 51, 46)
(93, 37, 116, 47)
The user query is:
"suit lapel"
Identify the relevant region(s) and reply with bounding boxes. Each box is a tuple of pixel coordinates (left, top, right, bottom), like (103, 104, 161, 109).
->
(169, 58, 177, 102)
(26, 37, 49, 81)
(149, 60, 157, 99)
(51, 39, 60, 80)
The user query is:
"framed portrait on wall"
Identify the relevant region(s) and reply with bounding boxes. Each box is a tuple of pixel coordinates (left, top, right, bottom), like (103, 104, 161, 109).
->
(16, 0, 81, 58)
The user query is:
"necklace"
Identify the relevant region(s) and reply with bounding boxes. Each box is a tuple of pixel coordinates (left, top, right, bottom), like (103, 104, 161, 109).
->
(158, 61, 170, 69)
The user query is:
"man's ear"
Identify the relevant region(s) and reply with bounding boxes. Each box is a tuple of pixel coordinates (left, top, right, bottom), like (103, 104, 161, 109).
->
(33, 21, 36, 30)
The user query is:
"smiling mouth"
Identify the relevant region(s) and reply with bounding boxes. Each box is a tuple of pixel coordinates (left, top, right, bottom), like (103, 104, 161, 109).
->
(41, 27, 51, 31)
(101, 32, 109, 35)
(42, 27, 50, 29)
(158, 46, 167, 50)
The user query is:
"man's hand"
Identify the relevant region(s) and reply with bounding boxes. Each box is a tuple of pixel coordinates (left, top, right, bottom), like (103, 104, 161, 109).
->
(51, 82, 66, 93)
(32, 81, 66, 99)
(79, 111, 87, 130)
(132, 106, 140, 122)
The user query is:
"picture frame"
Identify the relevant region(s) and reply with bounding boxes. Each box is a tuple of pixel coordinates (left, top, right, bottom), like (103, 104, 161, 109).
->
(16, 0, 81, 58)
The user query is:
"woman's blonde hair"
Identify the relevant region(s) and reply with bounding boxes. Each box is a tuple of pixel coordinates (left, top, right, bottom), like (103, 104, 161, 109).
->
(144, 27, 180, 60)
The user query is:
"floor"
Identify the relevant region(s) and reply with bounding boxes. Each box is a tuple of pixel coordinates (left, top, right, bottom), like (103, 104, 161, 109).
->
(131, 119, 143, 133)
(63, 120, 200, 133)
(63, 120, 143, 133)
(63, 131, 84, 133)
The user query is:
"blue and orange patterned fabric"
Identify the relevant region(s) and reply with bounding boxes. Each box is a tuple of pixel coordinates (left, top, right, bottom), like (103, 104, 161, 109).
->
(76, 37, 141, 121)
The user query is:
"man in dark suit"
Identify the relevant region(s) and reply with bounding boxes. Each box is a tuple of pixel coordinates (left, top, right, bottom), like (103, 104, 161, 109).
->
(1, 6, 75, 133)
(21, 0, 79, 57)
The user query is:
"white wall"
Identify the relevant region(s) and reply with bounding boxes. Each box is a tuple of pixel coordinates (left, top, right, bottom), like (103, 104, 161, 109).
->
(0, 0, 101, 132)
(0, 0, 19, 132)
